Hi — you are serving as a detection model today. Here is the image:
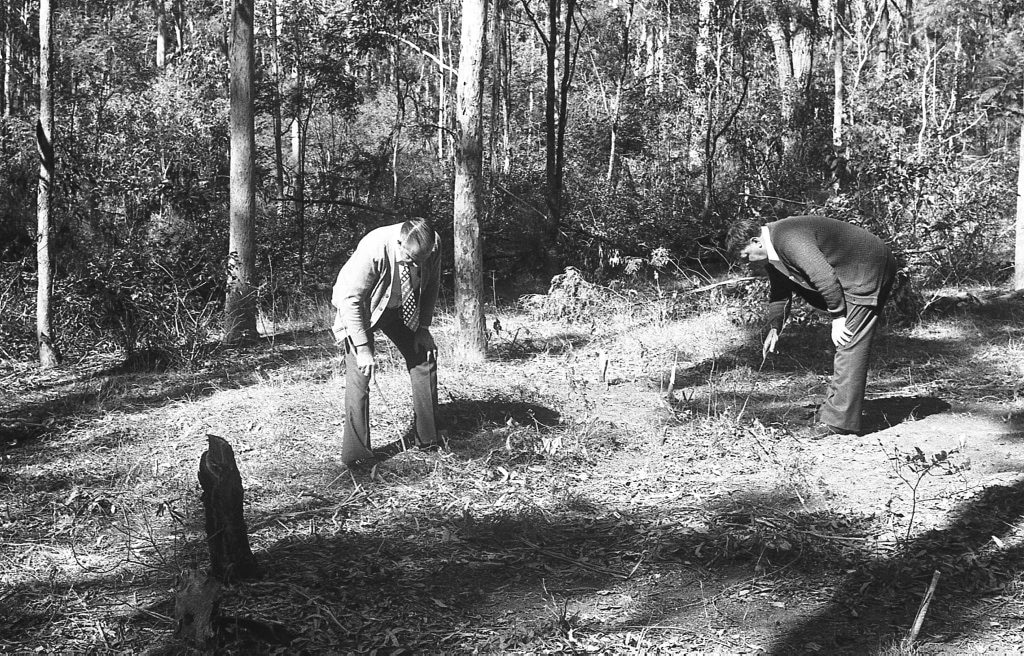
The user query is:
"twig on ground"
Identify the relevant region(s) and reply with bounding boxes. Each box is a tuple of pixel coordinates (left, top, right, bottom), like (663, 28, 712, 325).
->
(905, 570, 941, 647)
(520, 537, 631, 579)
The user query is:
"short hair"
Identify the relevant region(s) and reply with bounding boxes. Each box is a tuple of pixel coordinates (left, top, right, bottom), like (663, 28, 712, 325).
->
(400, 218, 436, 256)
(726, 217, 761, 255)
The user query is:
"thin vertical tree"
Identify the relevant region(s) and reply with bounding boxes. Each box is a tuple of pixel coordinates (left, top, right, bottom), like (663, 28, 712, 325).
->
(454, 0, 488, 360)
(832, 0, 845, 153)
(36, 0, 58, 367)
(2, 0, 11, 116)
(224, 0, 258, 343)
(153, 0, 169, 67)
(1015, 79, 1024, 290)
(522, 0, 584, 273)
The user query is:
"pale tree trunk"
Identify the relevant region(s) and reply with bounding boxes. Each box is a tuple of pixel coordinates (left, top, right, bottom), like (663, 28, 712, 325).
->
(832, 0, 845, 150)
(875, 0, 888, 78)
(606, 0, 635, 185)
(224, 0, 258, 343)
(173, 0, 185, 52)
(154, 0, 168, 67)
(290, 19, 306, 283)
(270, 0, 284, 199)
(489, 0, 511, 174)
(436, 0, 447, 160)
(694, 0, 713, 209)
(1015, 88, 1024, 290)
(761, 0, 816, 158)
(36, 0, 58, 367)
(2, 0, 10, 116)
(454, 0, 487, 360)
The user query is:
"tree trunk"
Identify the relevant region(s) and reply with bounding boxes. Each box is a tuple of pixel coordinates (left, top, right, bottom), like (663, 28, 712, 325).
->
(174, 569, 222, 648)
(36, 0, 58, 368)
(489, 0, 511, 174)
(437, 0, 447, 160)
(224, 0, 258, 343)
(198, 434, 260, 581)
(154, 0, 168, 68)
(543, 0, 560, 270)
(270, 0, 285, 200)
(606, 0, 634, 185)
(454, 0, 487, 360)
(2, 0, 11, 117)
(832, 0, 845, 151)
(1014, 97, 1024, 290)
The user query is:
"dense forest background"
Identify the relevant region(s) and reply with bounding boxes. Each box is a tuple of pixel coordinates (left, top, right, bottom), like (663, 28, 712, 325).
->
(0, 0, 1021, 362)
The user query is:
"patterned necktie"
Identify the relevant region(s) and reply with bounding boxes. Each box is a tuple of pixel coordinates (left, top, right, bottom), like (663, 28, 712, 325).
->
(400, 263, 419, 331)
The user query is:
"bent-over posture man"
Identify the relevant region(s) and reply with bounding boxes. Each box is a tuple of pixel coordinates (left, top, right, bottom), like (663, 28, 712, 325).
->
(740, 215, 897, 436)
(331, 219, 442, 465)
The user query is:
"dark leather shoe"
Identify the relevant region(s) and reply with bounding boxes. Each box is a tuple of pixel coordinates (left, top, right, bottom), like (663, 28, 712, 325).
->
(809, 424, 859, 438)
(344, 454, 381, 471)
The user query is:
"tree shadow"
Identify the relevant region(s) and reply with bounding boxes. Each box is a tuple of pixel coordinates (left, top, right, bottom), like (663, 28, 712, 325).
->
(768, 478, 1024, 654)
(860, 395, 952, 434)
(0, 340, 337, 450)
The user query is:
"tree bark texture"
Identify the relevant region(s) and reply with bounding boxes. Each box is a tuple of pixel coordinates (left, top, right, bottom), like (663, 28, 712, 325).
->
(1015, 111, 1024, 290)
(36, 0, 58, 368)
(198, 434, 260, 582)
(224, 0, 258, 343)
(454, 0, 488, 360)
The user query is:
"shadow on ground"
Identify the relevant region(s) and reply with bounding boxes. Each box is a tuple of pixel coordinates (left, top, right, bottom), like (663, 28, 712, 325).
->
(769, 479, 1024, 654)
(861, 395, 952, 433)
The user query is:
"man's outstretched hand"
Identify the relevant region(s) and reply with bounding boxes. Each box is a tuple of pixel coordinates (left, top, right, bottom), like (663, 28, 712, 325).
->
(762, 328, 779, 360)
(831, 316, 854, 347)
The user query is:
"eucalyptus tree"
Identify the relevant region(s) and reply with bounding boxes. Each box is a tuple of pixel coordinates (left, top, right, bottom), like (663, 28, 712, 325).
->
(454, 0, 487, 359)
(224, 0, 258, 343)
(36, 0, 58, 367)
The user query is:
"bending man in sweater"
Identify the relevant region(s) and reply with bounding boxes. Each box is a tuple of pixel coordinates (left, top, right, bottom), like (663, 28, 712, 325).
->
(331, 219, 442, 466)
(740, 215, 897, 435)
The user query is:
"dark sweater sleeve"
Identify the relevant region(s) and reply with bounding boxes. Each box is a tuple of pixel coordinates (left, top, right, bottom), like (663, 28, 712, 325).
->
(779, 233, 847, 317)
(765, 267, 792, 332)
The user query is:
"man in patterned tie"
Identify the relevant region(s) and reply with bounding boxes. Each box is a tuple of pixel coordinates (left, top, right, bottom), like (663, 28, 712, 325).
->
(330, 219, 442, 466)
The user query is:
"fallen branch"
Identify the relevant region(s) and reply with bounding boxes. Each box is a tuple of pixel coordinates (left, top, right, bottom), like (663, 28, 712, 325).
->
(687, 277, 758, 294)
(905, 569, 941, 647)
(520, 537, 631, 579)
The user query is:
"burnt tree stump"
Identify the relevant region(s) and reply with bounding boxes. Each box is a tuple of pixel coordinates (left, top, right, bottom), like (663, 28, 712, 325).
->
(173, 568, 222, 648)
(198, 434, 260, 582)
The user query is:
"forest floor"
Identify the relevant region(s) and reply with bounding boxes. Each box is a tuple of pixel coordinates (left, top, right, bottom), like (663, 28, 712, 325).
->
(2, 276, 1024, 655)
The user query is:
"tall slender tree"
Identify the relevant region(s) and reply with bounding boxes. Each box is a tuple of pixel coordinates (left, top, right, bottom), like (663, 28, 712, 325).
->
(454, 0, 488, 359)
(1015, 79, 1024, 290)
(224, 0, 258, 343)
(36, 0, 58, 367)
(2, 0, 11, 116)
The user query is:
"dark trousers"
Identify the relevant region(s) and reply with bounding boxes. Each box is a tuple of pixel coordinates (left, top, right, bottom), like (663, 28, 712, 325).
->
(816, 303, 881, 433)
(816, 264, 896, 432)
(342, 308, 438, 464)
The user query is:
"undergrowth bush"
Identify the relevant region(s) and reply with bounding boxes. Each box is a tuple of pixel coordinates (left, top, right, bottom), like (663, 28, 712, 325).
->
(58, 249, 223, 367)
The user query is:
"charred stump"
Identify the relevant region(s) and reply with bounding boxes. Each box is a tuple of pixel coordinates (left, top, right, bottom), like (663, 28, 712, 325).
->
(198, 433, 260, 581)
(173, 568, 222, 648)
